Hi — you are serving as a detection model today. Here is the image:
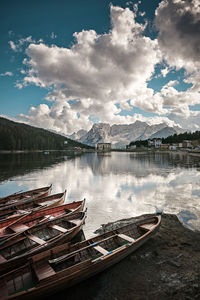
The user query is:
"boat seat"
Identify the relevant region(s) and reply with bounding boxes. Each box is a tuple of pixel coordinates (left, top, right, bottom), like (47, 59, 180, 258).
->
(34, 263, 56, 281)
(94, 245, 109, 255)
(27, 234, 46, 245)
(49, 224, 68, 233)
(0, 254, 7, 263)
(118, 233, 135, 243)
(9, 224, 29, 233)
(139, 223, 154, 231)
(37, 202, 48, 207)
(38, 215, 51, 223)
(70, 219, 80, 225)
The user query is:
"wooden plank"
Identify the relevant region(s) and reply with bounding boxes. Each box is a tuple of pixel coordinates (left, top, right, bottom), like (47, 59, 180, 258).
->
(94, 245, 108, 255)
(139, 223, 154, 231)
(37, 202, 48, 207)
(70, 219, 80, 225)
(118, 233, 135, 243)
(49, 224, 68, 233)
(0, 254, 7, 263)
(27, 234, 46, 245)
(9, 224, 29, 233)
(34, 263, 56, 281)
(0, 279, 8, 298)
(14, 275, 23, 291)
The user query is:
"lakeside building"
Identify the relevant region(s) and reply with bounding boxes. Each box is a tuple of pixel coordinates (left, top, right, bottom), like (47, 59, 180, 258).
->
(169, 145, 177, 151)
(148, 138, 162, 148)
(182, 140, 192, 148)
(96, 143, 111, 152)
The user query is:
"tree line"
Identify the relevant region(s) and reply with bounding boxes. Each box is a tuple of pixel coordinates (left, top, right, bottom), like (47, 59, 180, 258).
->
(162, 131, 200, 144)
(129, 131, 200, 147)
(0, 117, 92, 151)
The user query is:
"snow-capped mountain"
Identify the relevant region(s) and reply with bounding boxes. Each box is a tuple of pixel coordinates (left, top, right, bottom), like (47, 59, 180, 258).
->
(69, 121, 184, 148)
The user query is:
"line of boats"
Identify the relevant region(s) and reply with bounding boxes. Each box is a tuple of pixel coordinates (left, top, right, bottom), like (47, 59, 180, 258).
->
(0, 185, 161, 299)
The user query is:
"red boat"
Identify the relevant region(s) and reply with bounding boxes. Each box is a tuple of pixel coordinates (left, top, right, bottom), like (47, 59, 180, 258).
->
(0, 190, 66, 220)
(0, 198, 85, 240)
(0, 185, 52, 207)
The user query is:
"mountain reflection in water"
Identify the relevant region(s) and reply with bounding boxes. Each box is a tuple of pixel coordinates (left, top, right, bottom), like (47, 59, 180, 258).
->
(0, 152, 200, 236)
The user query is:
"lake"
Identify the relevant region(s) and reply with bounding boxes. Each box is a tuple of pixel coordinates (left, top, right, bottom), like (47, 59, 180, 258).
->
(0, 151, 200, 236)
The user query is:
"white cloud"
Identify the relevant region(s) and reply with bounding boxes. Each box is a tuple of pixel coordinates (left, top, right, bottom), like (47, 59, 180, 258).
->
(9, 41, 17, 52)
(155, 0, 200, 78)
(14, 2, 200, 134)
(18, 102, 93, 134)
(50, 32, 57, 39)
(167, 106, 200, 131)
(0, 71, 13, 77)
(153, 0, 200, 128)
(161, 66, 170, 77)
(17, 5, 162, 133)
(13, 155, 200, 235)
(9, 36, 37, 52)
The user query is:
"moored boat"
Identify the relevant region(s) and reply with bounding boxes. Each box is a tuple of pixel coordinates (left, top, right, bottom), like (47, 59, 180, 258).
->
(0, 210, 86, 274)
(0, 191, 66, 220)
(0, 215, 160, 299)
(0, 198, 85, 240)
(0, 185, 52, 207)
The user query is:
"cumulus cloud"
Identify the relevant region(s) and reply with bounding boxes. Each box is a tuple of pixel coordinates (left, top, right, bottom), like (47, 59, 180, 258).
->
(15, 2, 200, 134)
(0, 71, 13, 77)
(168, 109, 200, 131)
(155, 0, 200, 76)
(154, 0, 200, 128)
(16, 5, 163, 133)
(18, 102, 94, 134)
(9, 36, 42, 52)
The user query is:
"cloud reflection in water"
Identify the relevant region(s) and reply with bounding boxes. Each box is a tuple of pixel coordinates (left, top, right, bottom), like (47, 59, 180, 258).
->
(0, 152, 200, 237)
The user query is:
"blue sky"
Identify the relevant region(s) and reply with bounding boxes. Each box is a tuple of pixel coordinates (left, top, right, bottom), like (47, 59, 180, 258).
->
(1, 0, 200, 134)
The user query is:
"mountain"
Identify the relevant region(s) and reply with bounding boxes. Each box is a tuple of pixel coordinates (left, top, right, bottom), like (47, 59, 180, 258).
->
(69, 121, 184, 148)
(0, 117, 92, 151)
(69, 129, 88, 141)
(149, 126, 181, 139)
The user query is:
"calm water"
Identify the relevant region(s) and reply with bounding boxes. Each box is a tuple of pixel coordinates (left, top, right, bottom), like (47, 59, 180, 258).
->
(0, 151, 200, 236)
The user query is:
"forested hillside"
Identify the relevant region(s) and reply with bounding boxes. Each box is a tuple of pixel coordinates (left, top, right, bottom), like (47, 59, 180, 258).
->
(162, 131, 200, 144)
(129, 131, 200, 147)
(0, 117, 92, 150)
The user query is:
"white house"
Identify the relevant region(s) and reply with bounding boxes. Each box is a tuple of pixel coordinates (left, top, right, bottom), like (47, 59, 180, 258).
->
(148, 138, 162, 148)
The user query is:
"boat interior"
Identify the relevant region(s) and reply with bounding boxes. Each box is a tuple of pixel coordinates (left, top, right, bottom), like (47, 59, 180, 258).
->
(0, 214, 83, 261)
(0, 217, 158, 298)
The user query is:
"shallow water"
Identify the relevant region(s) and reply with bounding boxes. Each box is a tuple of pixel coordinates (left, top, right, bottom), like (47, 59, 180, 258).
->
(0, 151, 200, 236)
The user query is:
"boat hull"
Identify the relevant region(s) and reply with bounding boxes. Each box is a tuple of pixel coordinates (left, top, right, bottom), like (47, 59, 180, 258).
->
(0, 185, 52, 206)
(0, 215, 160, 300)
(0, 190, 65, 220)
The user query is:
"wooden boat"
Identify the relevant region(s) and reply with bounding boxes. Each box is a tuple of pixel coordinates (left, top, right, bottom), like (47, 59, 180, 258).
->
(0, 215, 160, 299)
(0, 191, 66, 220)
(0, 210, 86, 274)
(0, 185, 52, 207)
(0, 199, 85, 240)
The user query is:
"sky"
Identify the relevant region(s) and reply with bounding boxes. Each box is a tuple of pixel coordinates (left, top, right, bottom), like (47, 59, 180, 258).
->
(1, 0, 200, 135)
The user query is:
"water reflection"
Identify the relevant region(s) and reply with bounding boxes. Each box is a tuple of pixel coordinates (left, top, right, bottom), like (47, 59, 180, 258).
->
(0, 152, 200, 236)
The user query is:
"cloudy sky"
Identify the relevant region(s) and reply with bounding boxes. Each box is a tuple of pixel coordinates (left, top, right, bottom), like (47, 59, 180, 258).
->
(1, 0, 200, 134)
